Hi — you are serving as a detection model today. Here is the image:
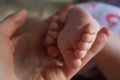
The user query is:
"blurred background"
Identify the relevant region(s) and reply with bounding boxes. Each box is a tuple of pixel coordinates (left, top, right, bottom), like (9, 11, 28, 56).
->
(0, 0, 95, 21)
(0, 0, 118, 20)
(0, 0, 73, 21)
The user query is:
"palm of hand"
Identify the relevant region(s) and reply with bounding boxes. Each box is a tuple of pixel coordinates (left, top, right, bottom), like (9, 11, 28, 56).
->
(0, 13, 67, 80)
(10, 21, 67, 80)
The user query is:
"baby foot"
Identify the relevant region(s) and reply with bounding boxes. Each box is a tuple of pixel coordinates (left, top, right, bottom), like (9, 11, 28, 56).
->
(44, 5, 73, 58)
(45, 6, 102, 68)
(58, 7, 101, 68)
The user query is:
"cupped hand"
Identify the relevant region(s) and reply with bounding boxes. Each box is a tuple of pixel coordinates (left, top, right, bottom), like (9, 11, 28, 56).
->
(0, 6, 110, 80)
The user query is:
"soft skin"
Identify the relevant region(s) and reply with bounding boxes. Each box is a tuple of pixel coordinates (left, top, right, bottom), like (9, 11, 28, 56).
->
(0, 6, 109, 80)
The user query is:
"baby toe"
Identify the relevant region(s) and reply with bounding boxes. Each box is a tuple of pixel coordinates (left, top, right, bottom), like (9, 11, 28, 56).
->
(75, 50, 87, 59)
(49, 21, 59, 30)
(48, 30, 59, 39)
(78, 42, 91, 51)
(64, 50, 82, 68)
(74, 41, 91, 59)
(45, 35, 55, 45)
(85, 24, 96, 34)
(50, 31, 59, 40)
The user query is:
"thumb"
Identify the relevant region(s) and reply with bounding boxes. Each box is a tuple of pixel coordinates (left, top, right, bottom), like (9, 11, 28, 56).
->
(0, 9, 28, 38)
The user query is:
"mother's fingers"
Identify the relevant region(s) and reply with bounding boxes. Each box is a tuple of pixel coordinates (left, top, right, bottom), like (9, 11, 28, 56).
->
(0, 9, 28, 38)
(88, 28, 110, 56)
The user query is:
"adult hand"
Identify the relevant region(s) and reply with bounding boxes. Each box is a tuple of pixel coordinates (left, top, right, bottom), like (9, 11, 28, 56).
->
(0, 9, 27, 80)
(0, 6, 110, 80)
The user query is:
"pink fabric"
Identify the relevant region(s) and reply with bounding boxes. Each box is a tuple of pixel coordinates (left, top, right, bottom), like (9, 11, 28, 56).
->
(76, 2, 120, 35)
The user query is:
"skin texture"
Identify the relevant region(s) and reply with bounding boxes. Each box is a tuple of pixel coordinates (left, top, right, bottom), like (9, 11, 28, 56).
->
(44, 7, 110, 71)
(0, 5, 110, 80)
(57, 7, 100, 69)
